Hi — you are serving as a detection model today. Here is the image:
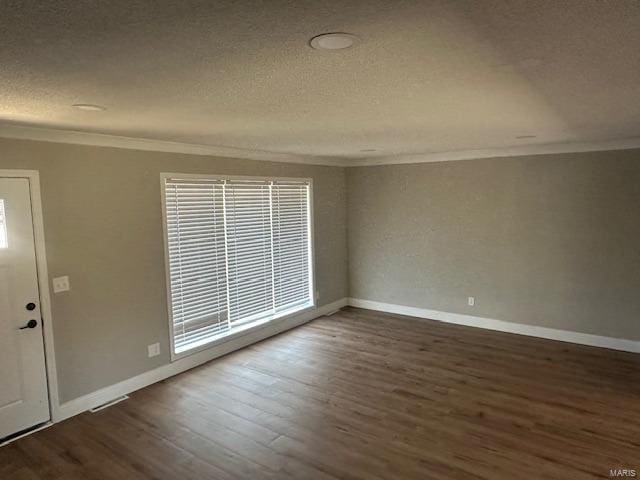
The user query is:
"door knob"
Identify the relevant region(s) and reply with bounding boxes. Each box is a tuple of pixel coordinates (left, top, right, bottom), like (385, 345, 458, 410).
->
(19, 319, 38, 330)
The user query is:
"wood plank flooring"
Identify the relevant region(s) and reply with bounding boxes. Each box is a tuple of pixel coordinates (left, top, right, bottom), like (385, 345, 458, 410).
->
(2, 307, 639, 479)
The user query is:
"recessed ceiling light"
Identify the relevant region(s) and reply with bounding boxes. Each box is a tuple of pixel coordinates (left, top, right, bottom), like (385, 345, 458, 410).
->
(309, 33, 358, 50)
(515, 135, 537, 139)
(72, 104, 106, 111)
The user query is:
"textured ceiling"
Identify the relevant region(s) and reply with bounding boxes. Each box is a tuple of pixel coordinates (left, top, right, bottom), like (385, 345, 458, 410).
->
(1, 0, 640, 163)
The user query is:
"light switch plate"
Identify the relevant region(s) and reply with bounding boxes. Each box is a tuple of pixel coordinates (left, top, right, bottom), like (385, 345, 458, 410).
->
(147, 343, 161, 358)
(52, 276, 70, 293)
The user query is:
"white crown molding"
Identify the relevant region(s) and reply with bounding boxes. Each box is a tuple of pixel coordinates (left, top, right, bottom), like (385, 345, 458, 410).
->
(0, 123, 347, 167)
(3, 123, 640, 168)
(347, 137, 640, 167)
(348, 298, 640, 353)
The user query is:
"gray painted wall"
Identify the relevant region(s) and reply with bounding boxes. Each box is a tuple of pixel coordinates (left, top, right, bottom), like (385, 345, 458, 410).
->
(3, 136, 639, 403)
(347, 149, 640, 341)
(0, 138, 348, 402)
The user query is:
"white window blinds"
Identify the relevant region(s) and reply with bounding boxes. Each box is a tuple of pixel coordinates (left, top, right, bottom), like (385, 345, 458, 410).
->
(225, 182, 274, 324)
(165, 179, 228, 352)
(164, 176, 313, 355)
(272, 182, 311, 311)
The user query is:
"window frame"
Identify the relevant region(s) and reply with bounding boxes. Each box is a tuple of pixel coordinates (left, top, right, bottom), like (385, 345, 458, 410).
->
(160, 172, 316, 361)
(0, 198, 8, 248)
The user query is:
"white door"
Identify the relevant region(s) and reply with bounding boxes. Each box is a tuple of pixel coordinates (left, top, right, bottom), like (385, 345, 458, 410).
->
(0, 177, 50, 440)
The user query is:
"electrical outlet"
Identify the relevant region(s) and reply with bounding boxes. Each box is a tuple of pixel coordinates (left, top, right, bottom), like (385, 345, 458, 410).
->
(52, 276, 70, 293)
(147, 343, 160, 358)
(468, 296, 475, 307)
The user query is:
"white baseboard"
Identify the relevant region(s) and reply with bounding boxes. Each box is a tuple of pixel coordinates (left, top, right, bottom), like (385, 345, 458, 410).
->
(0, 422, 53, 447)
(57, 298, 347, 421)
(348, 298, 640, 354)
(54, 296, 638, 423)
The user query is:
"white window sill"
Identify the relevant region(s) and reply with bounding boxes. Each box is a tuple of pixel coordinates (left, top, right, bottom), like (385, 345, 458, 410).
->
(171, 301, 315, 361)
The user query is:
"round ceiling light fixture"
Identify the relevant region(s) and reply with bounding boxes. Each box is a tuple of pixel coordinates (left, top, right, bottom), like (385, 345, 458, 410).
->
(72, 104, 106, 111)
(309, 32, 358, 50)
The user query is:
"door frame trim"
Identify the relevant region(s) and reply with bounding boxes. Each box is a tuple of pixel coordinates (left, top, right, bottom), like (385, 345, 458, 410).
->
(0, 170, 60, 423)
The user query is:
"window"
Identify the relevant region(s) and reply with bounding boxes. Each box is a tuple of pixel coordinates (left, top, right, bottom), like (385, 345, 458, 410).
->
(162, 175, 313, 356)
(0, 200, 7, 249)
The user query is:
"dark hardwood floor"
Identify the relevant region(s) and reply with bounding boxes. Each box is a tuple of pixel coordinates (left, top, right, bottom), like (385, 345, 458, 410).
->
(2, 307, 639, 479)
